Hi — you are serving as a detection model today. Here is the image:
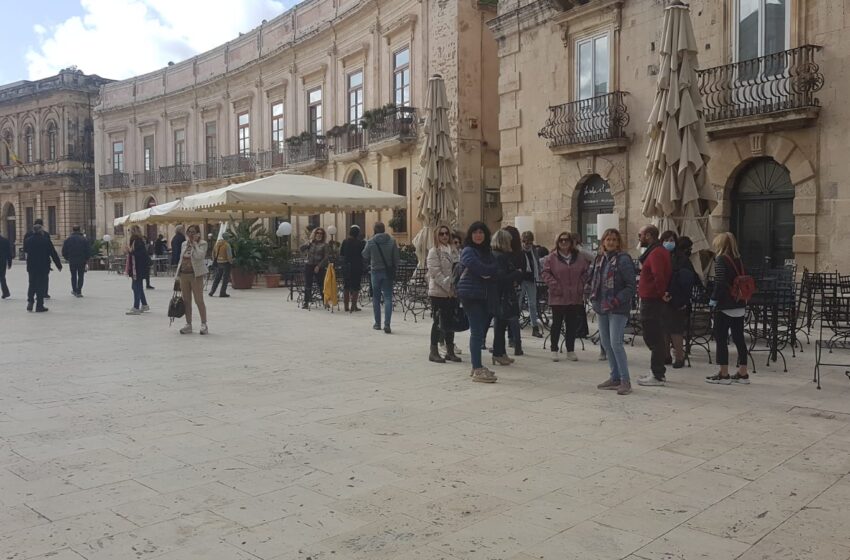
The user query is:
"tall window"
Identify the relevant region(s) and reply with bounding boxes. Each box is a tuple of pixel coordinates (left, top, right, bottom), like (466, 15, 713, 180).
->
(113, 202, 124, 235)
(1, 131, 11, 166)
(393, 168, 408, 233)
(393, 48, 411, 107)
(576, 34, 609, 100)
(112, 141, 124, 172)
(47, 122, 57, 161)
(174, 129, 186, 165)
(24, 126, 34, 163)
(205, 122, 217, 162)
(25, 207, 34, 233)
(237, 112, 250, 156)
(308, 88, 322, 135)
(143, 135, 154, 171)
(271, 102, 284, 154)
(737, 0, 789, 62)
(47, 206, 56, 235)
(348, 71, 364, 124)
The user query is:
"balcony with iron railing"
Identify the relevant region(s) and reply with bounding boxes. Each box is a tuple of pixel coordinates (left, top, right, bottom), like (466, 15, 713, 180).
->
(159, 164, 192, 184)
(366, 107, 418, 154)
(697, 45, 824, 137)
(194, 159, 221, 181)
(133, 170, 158, 187)
(256, 148, 286, 172)
(329, 126, 366, 161)
(99, 172, 130, 190)
(286, 134, 327, 169)
(221, 153, 257, 176)
(538, 91, 630, 156)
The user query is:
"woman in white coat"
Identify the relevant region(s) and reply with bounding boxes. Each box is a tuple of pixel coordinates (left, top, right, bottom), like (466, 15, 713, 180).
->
(176, 224, 209, 334)
(426, 225, 462, 363)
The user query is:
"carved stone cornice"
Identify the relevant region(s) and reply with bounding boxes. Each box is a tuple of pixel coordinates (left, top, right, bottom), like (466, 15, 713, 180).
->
(300, 64, 328, 84)
(382, 13, 417, 42)
(340, 42, 370, 65)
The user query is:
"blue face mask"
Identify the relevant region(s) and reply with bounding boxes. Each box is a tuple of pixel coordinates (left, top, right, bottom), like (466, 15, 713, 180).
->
(663, 241, 676, 251)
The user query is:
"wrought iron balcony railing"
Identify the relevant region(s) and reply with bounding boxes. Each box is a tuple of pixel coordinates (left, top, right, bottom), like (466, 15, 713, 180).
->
(332, 127, 365, 155)
(538, 91, 630, 148)
(286, 134, 328, 165)
(133, 171, 158, 187)
(99, 172, 129, 190)
(194, 160, 221, 181)
(367, 107, 418, 144)
(159, 164, 192, 184)
(221, 153, 257, 176)
(256, 149, 286, 171)
(697, 45, 824, 124)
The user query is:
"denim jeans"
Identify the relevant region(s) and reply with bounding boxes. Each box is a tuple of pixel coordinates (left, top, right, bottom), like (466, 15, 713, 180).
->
(70, 263, 85, 294)
(371, 270, 393, 327)
(132, 277, 148, 309)
(520, 280, 539, 328)
(462, 299, 489, 369)
(598, 312, 630, 384)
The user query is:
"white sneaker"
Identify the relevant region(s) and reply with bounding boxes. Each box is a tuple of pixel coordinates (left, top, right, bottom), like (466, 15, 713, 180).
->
(637, 375, 666, 387)
(126, 308, 141, 315)
(179, 324, 193, 334)
(141, 304, 150, 312)
(551, 350, 560, 362)
(566, 352, 578, 362)
(199, 323, 208, 335)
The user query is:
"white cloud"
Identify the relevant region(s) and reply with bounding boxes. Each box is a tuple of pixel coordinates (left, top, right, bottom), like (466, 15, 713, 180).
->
(25, 0, 294, 80)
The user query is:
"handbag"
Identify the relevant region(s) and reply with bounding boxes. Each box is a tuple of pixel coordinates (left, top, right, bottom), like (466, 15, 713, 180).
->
(447, 301, 470, 332)
(167, 289, 185, 325)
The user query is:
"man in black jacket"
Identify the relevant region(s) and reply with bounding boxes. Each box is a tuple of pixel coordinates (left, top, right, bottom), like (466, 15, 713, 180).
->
(23, 223, 62, 312)
(170, 226, 186, 267)
(24, 218, 53, 299)
(62, 226, 90, 297)
(0, 232, 11, 299)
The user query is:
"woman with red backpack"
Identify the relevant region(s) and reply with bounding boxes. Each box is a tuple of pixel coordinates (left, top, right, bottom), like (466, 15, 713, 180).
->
(707, 232, 751, 385)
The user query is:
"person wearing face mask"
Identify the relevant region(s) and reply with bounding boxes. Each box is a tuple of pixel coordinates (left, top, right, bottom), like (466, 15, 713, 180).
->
(176, 224, 209, 334)
(660, 231, 697, 369)
(636, 224, 672, 386)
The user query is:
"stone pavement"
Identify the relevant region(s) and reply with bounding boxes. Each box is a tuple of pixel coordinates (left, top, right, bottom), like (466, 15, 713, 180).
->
(1, 266, 850, 560)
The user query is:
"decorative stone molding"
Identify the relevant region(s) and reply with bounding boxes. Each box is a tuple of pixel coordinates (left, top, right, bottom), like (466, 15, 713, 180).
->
(300, 64, 328, 84)
(382, 14, 417, 43)
(264, 80, 288, 99)
(340, 42, 370, 65)
(230, 92, 255, 112)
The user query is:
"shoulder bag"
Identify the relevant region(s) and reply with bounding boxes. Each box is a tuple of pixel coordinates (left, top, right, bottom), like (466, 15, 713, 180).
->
(374, 242, 395, 281)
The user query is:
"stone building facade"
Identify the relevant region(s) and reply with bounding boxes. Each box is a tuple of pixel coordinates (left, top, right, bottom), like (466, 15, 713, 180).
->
(490, 0, 843, 272)
(94, 0, 500, 246)
(0, 69, 111, 251)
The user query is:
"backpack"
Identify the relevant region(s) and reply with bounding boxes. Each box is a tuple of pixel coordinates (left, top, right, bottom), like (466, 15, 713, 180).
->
(724, 256, 756, 303)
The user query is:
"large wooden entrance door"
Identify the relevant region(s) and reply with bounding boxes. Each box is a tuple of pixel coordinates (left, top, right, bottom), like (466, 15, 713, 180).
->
(577, 174, 614, 251)
(731, 158, 795, 270)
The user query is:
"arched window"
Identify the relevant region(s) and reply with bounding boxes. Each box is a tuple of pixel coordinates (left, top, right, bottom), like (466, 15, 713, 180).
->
(24, 125, 34, 163)
(577, 174, 614, 251)
(47, 122, 57, 161)
(0, 131, 11, 166)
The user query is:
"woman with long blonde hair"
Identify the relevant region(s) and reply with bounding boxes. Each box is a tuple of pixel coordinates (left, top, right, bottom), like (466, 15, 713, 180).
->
(426, 225, 462, 363)
(707, 232, 749, 384)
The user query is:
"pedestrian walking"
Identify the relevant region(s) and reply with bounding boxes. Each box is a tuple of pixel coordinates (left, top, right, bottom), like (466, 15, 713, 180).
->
(362, 222, 400, 333)
(299, 227, 329, 309)
(23, 223, 61, 312)
(61, 225, 90, 297)
(24, 219, 52, 299)
(541, 232, 589, 362)
(503, 226, 525, 356)
(176, 224, 209, 334)
(520, 231, 545, 339)
(154, 234, 167, 256)
(170, 225, 186, 267)
(661, 232, 697, 369)
(125, 226, 151, 315)
(426, 225, 462, 363)
(142, 236, 155, 290)
(490, 229, 522, 367)
(208, 233, 233, 298)
(0, 232, 12, 299)
(707, 232, 750, 385)
(457, 222, 498, 383)
(636, 224, 672, 386)
(589, 228, 637, 395)
(340, 225, 366, 312)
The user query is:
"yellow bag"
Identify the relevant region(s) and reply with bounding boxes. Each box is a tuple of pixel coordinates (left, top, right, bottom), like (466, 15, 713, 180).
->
(323, 265, 338, 307)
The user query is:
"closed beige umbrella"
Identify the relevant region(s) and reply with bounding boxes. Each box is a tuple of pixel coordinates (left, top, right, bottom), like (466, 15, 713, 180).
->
(412, 74, 458, 265)
(643, 1, 715, 266)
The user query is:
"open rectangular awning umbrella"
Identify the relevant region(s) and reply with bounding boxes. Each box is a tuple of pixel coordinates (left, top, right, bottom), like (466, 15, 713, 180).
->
(180, 172, 406, 215)
(112, 199, 242, 227)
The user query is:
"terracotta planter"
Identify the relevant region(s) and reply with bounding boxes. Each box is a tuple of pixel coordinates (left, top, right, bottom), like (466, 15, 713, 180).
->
(263, 273, 280, 288)
(230, 267, 255, 289)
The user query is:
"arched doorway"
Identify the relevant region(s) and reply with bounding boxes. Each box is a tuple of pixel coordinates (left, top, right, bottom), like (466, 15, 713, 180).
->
(577, 174, 615, 251)
(731, 158, 795, 270)
(2, 203, 15, 246)
(346, 170, 366, 238)
(144, 197, 158, 243)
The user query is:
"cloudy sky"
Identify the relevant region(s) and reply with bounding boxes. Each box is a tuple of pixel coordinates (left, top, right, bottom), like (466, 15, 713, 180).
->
(0, 0, 299, 86)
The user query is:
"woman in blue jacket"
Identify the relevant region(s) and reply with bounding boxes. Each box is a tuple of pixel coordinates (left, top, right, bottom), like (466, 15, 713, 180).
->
(457, 222, 498, 383)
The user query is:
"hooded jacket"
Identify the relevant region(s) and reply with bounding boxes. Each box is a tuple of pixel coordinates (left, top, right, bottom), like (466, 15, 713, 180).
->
(362, 232, 400, 272)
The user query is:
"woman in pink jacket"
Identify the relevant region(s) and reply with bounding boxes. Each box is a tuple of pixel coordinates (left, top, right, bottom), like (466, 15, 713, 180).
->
(541, 232, 590, 361)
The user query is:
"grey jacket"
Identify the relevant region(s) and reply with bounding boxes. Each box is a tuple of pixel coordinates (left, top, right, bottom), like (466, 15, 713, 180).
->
(362, 233, 400, 272)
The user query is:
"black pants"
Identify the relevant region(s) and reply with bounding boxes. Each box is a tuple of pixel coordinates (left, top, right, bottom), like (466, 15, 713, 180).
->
(492, 316, 510, 357)
(550, 304, 585, 352)
(304, 264, 325, 304)
(70, 263, 85, 294)
(714, 311, 748, 367)
(641, 299, 669, 379)
(27, 271, 48, 306)
(0, 266, 8, 297)
(430, 297, 457, 346)
(209, 262, 231, 295)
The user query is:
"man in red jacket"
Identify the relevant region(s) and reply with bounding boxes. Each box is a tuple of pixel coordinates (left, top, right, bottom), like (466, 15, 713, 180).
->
(636, 225, 672, 386)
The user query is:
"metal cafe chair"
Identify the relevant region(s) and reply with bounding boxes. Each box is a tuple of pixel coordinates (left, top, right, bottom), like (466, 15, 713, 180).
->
(813, 294, 850, 389)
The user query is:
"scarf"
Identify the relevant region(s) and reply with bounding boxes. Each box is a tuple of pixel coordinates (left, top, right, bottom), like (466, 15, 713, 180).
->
(590, 251, 620, 303)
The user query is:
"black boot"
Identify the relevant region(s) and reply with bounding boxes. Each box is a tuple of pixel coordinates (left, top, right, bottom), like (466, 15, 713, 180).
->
(429, 345, 446, 363)
(514, 340, 524, 356)
(532, 326, 543, 338)
(444, 344, 462, 362)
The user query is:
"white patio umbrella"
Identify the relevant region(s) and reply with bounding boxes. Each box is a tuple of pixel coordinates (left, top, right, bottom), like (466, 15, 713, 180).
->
(412, 74, 458, 265)
(642, 0, 716, 271)
(113, 199, 240, 227)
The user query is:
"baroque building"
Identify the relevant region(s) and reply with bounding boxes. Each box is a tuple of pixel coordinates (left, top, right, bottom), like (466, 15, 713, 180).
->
(0, 68, 111, 250)
(490, 0, 841, 272)
(94, 0, 500, 245)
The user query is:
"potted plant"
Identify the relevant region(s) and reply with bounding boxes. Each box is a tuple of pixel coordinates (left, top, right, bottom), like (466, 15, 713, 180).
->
(229, 220, 271, 289)
(388, 214, 406, 233)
